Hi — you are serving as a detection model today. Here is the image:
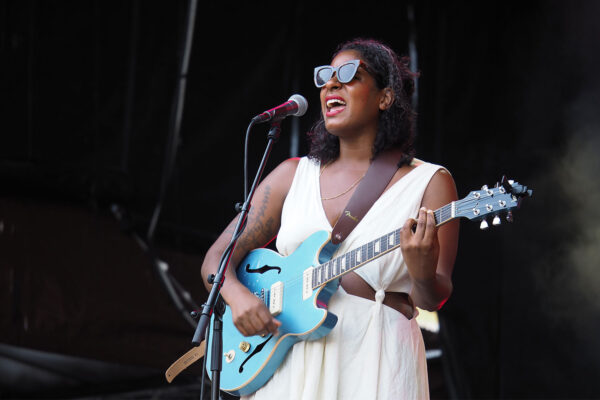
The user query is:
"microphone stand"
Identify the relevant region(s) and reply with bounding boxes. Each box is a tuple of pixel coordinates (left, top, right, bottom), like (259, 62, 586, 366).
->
(191, 119, 282, 400)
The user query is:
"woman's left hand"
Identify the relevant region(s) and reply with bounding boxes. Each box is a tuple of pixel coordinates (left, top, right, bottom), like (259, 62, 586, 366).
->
(400, 207, 440, 282)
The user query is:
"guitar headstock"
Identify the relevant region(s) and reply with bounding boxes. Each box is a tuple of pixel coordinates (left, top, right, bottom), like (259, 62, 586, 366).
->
(455, 176, 533, 229)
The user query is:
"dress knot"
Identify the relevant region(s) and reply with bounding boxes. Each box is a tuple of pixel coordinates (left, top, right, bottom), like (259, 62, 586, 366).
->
(375, 289, 385, 303)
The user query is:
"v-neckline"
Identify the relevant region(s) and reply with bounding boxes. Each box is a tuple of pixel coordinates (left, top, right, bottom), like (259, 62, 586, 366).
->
(316, 160, 424, 230)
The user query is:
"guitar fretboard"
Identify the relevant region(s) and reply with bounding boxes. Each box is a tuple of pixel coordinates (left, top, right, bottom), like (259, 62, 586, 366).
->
(311, 202, 455, 289)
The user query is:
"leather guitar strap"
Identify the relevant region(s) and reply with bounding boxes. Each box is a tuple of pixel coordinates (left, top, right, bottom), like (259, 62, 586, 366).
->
(330, 148, 403, 245)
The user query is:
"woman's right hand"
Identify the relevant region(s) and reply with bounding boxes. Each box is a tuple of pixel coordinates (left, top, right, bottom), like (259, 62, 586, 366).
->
(227, 284, 281, 337)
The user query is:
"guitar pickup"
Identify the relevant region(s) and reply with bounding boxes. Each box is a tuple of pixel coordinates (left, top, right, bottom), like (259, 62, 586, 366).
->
(302, 267, 314, 300)
(269, 281, 284, 316)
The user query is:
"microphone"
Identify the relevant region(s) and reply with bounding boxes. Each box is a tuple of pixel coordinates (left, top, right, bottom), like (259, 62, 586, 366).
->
(252, 94, 308, 123)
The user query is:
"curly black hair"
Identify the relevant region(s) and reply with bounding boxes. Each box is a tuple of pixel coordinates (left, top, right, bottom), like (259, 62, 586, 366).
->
(307, 38, 418, 167)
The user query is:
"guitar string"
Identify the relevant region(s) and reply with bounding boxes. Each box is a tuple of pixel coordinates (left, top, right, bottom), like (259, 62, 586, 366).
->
(276, 198, 507, 292)
(259, 193, 515, 297)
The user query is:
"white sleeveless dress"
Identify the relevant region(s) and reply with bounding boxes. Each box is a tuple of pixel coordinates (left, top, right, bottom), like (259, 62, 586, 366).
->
(242, 156, 445, 400)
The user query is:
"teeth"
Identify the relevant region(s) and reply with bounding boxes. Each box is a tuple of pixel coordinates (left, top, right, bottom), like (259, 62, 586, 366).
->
(327, 98, 346, 108)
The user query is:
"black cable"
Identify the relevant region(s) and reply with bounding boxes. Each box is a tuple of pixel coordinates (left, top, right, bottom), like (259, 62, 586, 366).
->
(244, 120, 257, 201)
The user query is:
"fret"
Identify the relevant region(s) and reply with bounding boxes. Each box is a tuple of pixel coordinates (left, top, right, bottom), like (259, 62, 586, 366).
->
(434, 204, 454, 226)
(380, 235, 388, 252)
(434, 209, 442, 224)
(332, 258, 339, 276)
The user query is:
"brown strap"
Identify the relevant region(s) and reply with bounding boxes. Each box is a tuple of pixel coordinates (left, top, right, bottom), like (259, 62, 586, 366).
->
(165, 340, 206, 383)
(331, 149, 403, 244)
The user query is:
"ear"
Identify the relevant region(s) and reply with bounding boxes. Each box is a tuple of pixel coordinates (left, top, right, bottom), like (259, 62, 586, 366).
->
(379, 88, 394, 111)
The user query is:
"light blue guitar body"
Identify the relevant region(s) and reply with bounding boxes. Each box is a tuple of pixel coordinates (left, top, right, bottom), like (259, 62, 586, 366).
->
(206, 230, 340, 396)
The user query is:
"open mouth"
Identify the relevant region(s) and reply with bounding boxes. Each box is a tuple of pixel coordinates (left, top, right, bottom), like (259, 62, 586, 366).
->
(326, 97, 346, 116)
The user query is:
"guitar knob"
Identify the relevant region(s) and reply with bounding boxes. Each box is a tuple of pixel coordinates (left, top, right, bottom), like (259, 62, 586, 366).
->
(239, 341, 251, 353)
(480, 219, 489, 230)
(492, 216, 501, 226)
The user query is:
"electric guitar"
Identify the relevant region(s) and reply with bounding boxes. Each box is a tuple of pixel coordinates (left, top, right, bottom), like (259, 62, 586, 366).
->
(207, 177, 532, 396)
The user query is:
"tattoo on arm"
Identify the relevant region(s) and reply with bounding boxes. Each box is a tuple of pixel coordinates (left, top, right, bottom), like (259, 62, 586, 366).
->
(225, 185, 279, 255)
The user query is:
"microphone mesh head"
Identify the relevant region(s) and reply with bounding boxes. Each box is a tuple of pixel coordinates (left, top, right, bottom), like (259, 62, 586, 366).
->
(288, 94, 308, 116)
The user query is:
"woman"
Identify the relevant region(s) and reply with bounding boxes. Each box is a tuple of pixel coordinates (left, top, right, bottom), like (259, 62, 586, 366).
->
(201, 38, 459, 399)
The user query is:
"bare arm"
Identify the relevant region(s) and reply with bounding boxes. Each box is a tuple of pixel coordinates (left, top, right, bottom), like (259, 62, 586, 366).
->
(200, 158, 299, 336)
(401, 169, 459, 310)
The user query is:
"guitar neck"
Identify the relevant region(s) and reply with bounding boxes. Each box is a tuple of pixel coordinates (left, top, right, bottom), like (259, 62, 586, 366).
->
(311, 202, 456, 289)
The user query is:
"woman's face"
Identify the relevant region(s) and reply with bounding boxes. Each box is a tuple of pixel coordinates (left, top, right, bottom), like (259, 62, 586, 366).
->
(319, 50, 388, 137)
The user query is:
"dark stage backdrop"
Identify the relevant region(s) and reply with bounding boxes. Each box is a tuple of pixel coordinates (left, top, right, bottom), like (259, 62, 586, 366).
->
(1, 1, 600, 398)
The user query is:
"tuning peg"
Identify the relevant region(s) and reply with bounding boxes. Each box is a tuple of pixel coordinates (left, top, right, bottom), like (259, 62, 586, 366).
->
(492, 215, 501, 226)
(506, 211, 513, 223)
(501, 176, 512, 192)
(481, 184, 488, 190)
(480, 219, 489, 230)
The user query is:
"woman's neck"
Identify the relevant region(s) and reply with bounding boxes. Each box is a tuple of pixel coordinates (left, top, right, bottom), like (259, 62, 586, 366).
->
(336, 132, 375, 166)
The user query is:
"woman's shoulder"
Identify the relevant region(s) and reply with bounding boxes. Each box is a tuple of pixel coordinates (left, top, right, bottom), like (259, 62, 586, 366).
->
(275, 156, 321, 176)
(410, 158, 453, 179)
(415, 159, 457, 209)
(263, 157, 305, 196)
(275, 156, 302, 177)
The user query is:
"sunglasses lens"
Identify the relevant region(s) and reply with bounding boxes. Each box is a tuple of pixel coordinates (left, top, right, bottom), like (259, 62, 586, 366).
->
(315, 67, 333, 87)
(337, 62, 359, 83)
(313, 60, 360, 87)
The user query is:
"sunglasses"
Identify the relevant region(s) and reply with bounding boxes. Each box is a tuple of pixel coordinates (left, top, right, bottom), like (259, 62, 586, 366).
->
(313, 59, 370, 88)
